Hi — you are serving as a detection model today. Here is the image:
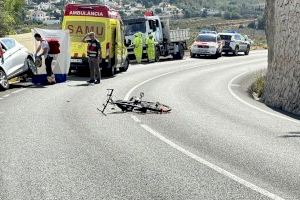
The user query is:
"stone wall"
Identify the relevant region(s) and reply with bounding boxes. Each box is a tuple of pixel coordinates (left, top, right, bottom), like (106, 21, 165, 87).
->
(264, 0, 300, 115)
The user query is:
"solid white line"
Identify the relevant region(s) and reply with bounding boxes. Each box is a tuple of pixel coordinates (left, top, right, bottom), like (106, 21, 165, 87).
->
(124, 58, 267, 100)
(228, 71, 300, 124)
(0, 97, 3, 100)
(230, 84, 240, 87)
(12, 88, 26, 94)
(131, 115, 141, 123)
(140, 124, 285, 200)
(3, 94, 10, 98)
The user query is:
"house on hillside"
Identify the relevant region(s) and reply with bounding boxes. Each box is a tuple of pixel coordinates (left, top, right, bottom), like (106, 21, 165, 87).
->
(37, 2, 54, 11)
(28, 10, 50, 22)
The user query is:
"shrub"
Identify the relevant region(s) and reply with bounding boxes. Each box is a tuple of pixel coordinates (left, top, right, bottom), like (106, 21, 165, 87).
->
(250, 72, 266, 98)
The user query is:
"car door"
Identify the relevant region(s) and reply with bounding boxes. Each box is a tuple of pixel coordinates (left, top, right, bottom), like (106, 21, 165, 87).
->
(2, 39, 27, 78)
(240, 35, 249, 50)
(234, 35, 242, 51)
(115, 21, 123, 68)
(236, 34, 246, 51)
(0, 41, 14, 77)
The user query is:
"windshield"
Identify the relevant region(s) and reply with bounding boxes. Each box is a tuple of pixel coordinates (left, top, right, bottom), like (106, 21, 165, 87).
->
(125, 22, 146, 36)
(220, 35, 232, 40)
(196, 35, 216, 42)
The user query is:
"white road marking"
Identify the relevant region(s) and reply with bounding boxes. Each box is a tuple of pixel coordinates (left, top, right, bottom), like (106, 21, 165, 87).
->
(131, 115, 141, 123)
(12, 88, 26, 94)
(228, 71, 300, 124)
(0, 97, 3, 100)
(230, 84, 240, 87)
(3, 94, 10, 98)
(125, 56, 283, 199)
(0, 112, 4, 114)
(124, 58, 267, 100)
(140, 124, 285, 200)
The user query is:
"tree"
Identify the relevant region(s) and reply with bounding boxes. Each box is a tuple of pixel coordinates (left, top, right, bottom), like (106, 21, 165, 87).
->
(223, 11, 241, 20)
(184, 9, 192, 18)
(257, 14, 266, 30)
(155, 8, 162, 14)
(201, 9, 208, 18)
(264, 0, 300, 115)
(133, 10, 143, 16)
(0, 0, 25, 36)
(119, 10, 126, 18)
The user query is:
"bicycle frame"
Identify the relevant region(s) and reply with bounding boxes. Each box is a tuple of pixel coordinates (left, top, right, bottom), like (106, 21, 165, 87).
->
(99, 89, 115, 115)
(99, 89, 171, 115)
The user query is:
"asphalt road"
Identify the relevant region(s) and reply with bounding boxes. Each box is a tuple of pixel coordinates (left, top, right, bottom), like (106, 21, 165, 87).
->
(1, 51, 300, 200)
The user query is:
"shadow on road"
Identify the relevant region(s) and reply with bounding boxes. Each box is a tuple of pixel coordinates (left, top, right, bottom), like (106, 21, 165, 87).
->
(279, 132, 300, 138)
(267, 106, 300, 121)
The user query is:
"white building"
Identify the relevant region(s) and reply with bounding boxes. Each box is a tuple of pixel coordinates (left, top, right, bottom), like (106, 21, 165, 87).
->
(37, 2, 53, 10)
(28, 10, 50, 21)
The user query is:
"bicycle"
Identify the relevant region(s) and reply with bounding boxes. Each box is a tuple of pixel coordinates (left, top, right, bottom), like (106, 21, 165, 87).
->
(99, 89, 171, 115)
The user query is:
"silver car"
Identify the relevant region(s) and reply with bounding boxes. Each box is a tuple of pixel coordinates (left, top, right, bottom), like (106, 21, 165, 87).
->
(0, 38, 37, 90)
(219, 33, 251, 56)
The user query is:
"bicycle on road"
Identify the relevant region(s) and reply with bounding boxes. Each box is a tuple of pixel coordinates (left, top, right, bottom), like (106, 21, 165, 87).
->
(99, 89, 171, 115)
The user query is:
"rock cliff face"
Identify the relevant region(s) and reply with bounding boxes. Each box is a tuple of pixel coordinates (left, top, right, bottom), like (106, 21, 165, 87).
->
(264, 0, 300, 115)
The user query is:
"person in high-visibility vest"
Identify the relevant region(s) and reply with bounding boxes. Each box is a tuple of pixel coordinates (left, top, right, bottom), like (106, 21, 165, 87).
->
(133, 32, 143, 64)
(146, 33, 156, 63)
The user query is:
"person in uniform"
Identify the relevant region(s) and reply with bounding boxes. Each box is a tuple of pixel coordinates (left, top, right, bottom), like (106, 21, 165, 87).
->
(146, 33, 156, 63)
(82, 32, 101, 84)
(133, 32, 143, 64)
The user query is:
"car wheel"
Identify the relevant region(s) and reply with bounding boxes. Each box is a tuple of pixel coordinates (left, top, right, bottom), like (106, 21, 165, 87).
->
(234, 46, 239, 56)
(245, 46, 250, 55)
(120, 57, 129, 72)
(155, 48, 160, 62)
(174, 44, 184, 60)
(218, 49, 222, 58)
(106, 59, 115, 77)
(26, 57, 37, 77)
(213, 52, 219, 59)
(0, 69, 9, 90)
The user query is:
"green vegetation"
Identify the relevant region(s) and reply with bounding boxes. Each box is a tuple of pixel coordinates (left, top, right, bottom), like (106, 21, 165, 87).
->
(249, 71, 266, 99)
(0, 0, 33, 37)
(0, 0, 26, 36)
(134, 0, 265, 19)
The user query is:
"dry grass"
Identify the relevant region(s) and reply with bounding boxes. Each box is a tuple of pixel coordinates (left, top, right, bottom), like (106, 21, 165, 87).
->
(9, 33, 34, 52)
(249, 71, 266, 99)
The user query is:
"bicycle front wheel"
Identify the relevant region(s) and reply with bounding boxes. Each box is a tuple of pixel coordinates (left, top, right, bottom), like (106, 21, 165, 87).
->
(142, 101, 172, 113)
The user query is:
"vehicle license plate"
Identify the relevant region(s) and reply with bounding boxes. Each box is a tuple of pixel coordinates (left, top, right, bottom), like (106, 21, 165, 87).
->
(71, 59, 82, 63)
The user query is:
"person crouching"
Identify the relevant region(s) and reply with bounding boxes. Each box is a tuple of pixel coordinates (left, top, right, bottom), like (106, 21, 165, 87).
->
(34, 33, 56, 84)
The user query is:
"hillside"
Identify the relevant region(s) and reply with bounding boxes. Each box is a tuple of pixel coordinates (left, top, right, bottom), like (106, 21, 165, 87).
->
(129, 0, 265, 19)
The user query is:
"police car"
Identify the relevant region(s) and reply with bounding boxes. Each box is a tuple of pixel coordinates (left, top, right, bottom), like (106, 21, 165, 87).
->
(219, 32, 251, 56)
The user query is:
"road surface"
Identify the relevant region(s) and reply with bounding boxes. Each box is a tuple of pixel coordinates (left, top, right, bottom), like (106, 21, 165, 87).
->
(1, 51, 300, 200)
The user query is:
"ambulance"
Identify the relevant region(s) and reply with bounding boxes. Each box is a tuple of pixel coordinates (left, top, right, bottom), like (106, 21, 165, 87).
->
(62, 4, 129, 76)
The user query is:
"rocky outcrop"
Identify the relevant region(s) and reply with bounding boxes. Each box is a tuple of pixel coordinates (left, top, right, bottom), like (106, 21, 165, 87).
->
(264, 0, 300, 115)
